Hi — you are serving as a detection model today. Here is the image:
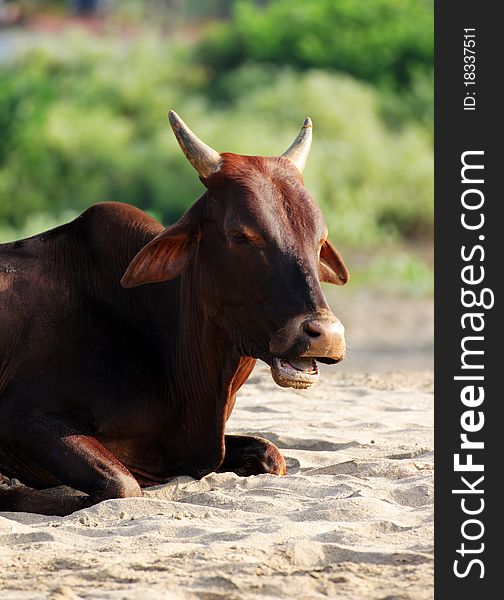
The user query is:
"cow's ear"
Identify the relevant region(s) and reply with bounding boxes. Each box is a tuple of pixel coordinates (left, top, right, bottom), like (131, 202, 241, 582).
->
(318, 239, 349, 285)
(121, 220, 197, 288)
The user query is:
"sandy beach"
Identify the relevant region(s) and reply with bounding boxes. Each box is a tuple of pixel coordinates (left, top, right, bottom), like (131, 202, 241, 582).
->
(0, 357, 433, 600)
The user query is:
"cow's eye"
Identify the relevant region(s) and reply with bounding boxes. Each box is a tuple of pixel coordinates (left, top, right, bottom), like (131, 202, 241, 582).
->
(229, 229, 265, 248)
(230, 230, 251, 244)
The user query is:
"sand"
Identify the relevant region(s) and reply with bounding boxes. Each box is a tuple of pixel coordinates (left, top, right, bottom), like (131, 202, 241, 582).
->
(0, 364, 433, 600)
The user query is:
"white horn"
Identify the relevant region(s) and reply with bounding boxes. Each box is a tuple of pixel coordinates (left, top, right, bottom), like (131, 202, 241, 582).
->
(282, 117, 312, 173)
(168, 110, 222, 179)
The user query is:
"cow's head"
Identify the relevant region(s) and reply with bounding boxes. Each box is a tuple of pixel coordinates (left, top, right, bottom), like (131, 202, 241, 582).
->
(122, 111, 349, 389)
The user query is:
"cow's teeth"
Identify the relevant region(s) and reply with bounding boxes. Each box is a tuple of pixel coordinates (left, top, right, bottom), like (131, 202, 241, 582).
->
(270, 357, 320, 389)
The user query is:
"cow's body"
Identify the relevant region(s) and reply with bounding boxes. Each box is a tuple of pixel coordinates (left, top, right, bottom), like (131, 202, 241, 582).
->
(0, 113, 348, 515)
(1, 203, 255, 486)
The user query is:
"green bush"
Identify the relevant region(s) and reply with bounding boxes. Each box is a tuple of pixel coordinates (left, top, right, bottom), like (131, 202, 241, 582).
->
(0, 33, 432, 254)
(0, 34, 206, 228)
(198, 0, 433, 91)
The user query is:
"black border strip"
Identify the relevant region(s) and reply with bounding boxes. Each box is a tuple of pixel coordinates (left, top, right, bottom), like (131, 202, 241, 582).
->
(435, 2, 498, 596)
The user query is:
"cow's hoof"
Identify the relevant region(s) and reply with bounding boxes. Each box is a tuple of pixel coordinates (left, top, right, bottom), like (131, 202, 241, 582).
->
(221, 437, 287, 477)
(0, 475, 23, 490)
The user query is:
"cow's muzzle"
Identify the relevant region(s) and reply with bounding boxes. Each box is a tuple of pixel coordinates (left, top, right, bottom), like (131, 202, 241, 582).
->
(269, 315, 346, 389)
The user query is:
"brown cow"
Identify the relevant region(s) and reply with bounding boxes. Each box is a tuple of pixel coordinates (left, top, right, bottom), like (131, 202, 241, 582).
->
(0, 112, 348, 515)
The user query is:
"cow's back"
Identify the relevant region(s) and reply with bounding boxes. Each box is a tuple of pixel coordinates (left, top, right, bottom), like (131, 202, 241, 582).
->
(0, 201, 163, 336)
(0, 203, 165, 427)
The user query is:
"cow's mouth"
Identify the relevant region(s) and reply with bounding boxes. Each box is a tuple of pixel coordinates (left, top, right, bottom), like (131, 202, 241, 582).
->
(271, 357, 320, 389)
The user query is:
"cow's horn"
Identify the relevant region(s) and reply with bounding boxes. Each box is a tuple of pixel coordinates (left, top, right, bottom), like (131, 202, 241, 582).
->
(168, 110, 222, 179)
(282, 117, 312, 173)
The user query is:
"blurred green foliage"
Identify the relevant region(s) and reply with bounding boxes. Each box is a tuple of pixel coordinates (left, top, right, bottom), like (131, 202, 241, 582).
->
(348, 249, 433, 297)
(199, 0, 433, 90)
(0, 36, 432, 240)
(0, 0, 433, 293)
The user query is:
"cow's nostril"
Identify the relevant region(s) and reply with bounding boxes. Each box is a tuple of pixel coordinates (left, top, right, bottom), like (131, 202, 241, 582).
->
(303, 321, 323, 338)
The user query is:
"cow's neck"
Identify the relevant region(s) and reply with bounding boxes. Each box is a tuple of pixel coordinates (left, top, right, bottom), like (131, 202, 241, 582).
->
(123, 251, 255, 467)
(164, 263, 255, 457)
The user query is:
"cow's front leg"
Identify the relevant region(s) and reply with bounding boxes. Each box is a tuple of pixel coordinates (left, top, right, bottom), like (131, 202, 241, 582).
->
(0, 418, 141, 516)
(219, 435, 286, 477)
